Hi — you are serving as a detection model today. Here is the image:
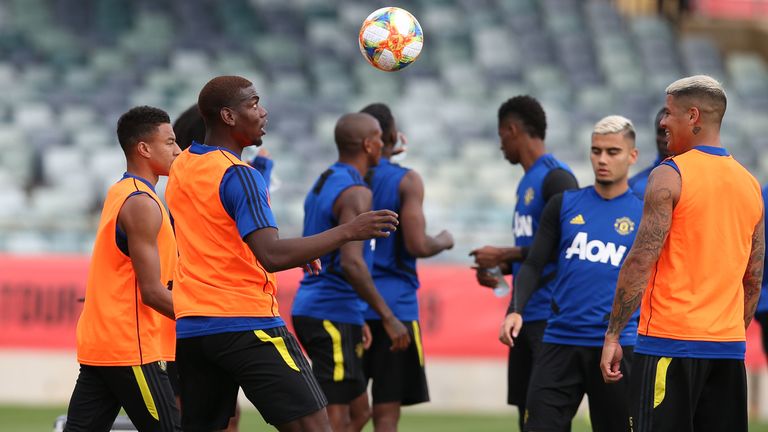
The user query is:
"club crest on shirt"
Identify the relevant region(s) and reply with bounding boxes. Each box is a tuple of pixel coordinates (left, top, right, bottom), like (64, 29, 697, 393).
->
(524, 187, 535, 206)
(614, 217, 635, 235)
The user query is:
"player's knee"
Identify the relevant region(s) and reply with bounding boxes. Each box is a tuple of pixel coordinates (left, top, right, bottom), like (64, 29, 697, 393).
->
(351, 404, 371, 430)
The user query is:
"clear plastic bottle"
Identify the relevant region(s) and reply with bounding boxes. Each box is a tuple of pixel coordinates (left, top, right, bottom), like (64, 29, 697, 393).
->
(487, 266, 510, 297)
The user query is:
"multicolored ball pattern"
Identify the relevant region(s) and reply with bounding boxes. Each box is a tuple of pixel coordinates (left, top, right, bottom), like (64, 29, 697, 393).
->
(358, 7, 424, 72)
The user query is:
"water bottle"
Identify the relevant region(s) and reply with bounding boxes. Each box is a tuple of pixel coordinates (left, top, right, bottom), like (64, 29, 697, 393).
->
(487, 266, 510, 297)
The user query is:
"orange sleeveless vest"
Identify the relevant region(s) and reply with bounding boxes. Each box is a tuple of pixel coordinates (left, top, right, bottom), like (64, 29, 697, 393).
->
(76, 176, 177, 366)
(165, 148, 279, 319)
(639, 148, 763, 342)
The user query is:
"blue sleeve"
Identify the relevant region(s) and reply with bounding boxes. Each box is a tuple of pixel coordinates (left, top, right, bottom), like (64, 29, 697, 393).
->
(250, 156, 274, 190)
(219, 165, 278, 239)
(660, 159, 680, 174)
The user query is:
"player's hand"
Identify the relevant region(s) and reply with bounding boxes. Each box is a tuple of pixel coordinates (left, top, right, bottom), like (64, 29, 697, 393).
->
(362, 323, 372, 350)
(436, 230, 454, 250)
(469, 245, 503, 268)
(600, 335, 624, 383)
(383, 316, 411, 351)
(392, 132, 408, 156)
(499, 313, 523, 347)
(257, 148, 271, 159)
(346, 210, 398, 240)
(473, 266, 499, 288)
(302, 259, 321, 275)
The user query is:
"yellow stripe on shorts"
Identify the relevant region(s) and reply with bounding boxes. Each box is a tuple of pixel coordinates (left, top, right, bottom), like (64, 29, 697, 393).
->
(254, 330, 300, 372)
(131, 366, 159, 421)
(653, 357, 673, 408)
(322, 320, 345, 382)
(413, 321, 424, 367)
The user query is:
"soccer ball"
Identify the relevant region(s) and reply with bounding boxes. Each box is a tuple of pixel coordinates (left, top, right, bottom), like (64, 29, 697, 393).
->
(358, 7, 424, 72)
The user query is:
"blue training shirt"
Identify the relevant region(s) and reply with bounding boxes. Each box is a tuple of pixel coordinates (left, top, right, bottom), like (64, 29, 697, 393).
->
(176, 142, 284, 338)
(364, 159, 419, 321)
(291, 162, 375, 325)
(513, 154, 573, 322)
(628, 155, 665, 199)
(758, 184, 768, 314)
(543, 186, 643, 347)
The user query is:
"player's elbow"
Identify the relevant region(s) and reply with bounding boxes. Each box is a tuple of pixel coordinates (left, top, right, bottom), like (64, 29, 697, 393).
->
(340, 257, 366, 277)
(404, 238, 431, 258)
(258, 255, 284, 273)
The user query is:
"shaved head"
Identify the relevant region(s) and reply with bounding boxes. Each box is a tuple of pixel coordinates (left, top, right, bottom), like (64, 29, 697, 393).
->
(334, 113, 381, 156)
(666, 75, 727, 125)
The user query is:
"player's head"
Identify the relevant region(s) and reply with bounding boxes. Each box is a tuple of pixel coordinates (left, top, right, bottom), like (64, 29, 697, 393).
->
(116, 106, 180, 176)
(653, 107, 670, 158)
(198, 75, 267, 148)
(173, 104, 206, 151)
(662, 75, 726, 155)
(360, 103, 398, 148)
(497, 95, 547, 165)
(334, 112, 383, 167)
(590, 115, 638, 186)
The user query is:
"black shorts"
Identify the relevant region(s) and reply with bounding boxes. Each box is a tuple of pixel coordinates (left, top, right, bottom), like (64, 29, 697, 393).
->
(524, 343, 633, 432)
(507, 319, 546, 406)
(630, 353, 747, 432)
(364, 319, 429, 406)
(64, 361, 180, 432)
(175, 326, 326, 431)
(165, 361, 180, 397)
(293, 316, 367, 404)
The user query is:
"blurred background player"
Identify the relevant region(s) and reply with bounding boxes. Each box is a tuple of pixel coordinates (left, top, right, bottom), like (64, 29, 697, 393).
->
(501, 115, 642, 431)
(360, 103, 454, 432)
(602, 75, 764, 432)
(65, 106, 181, 431)
(292, 112, 411, 432)
(165, 76, 399, 432)
(469, 95, 578, 430)
(756, 184, 768, 362)
(628, 107, 672, 198)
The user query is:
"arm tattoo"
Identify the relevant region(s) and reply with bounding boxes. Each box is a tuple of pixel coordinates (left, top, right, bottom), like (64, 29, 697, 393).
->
(606, 180, 674, 336)
(743, 216, 765, 328)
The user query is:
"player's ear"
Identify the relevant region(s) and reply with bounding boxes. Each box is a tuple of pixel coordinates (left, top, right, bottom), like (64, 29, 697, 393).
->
(136, 141, 151, 159)
(688, 107, 700, 124)
(220, 107, 236, 127)
(362, 136, 373, 154)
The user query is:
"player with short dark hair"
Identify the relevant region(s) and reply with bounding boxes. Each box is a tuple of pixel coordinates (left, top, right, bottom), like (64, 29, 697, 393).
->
(628, 108, 671, 199)
(165, 76, 399, 432)
(502, 115, 642, 431)
(602, 75, 764, 432)
(292, 112, 411, 432)
(65, 106, 181, 432)
(470, 95, 578, 430)
(358, 102, 453, 432)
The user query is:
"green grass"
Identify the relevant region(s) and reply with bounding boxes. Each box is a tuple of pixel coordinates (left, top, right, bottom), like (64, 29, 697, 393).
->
(5, 405, 768, 431)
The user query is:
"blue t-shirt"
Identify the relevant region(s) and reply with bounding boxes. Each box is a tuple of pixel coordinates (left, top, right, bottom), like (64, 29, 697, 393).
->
(628, 155, 665, 199)
(758, 184, 768, 314)
(176, 142, 283, 338)
(364, 159, 419, 321)
(543, 187, 643, 347)
(291, 162, 375, 325)
(513, 154, 573, 322)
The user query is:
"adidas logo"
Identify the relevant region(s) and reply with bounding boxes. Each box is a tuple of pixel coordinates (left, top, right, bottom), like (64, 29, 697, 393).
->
(570, 214, 585, 225)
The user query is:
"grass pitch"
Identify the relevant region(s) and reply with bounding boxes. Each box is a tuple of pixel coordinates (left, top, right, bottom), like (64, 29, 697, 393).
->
(2, 405, 767, 431)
